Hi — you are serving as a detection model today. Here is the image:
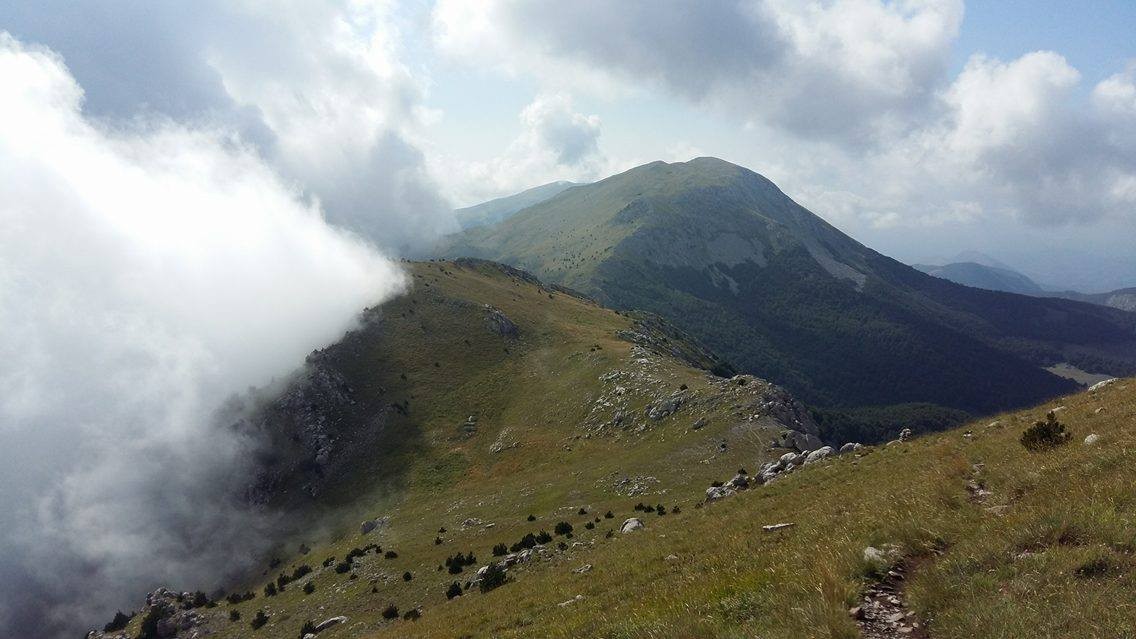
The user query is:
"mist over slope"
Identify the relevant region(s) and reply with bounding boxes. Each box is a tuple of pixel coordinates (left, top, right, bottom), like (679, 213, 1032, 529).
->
(0, 35, 405, 638)
(455, 180, 580, 230)
(440, 157, 1136, 415)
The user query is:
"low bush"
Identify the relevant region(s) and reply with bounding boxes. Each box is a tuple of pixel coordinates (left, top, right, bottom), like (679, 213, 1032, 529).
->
(1021, 412, 1071, 451)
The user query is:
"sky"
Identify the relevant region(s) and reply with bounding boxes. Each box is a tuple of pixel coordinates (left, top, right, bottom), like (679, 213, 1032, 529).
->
(0, 3, 1134, 635)
(3, 1, 1136, 291)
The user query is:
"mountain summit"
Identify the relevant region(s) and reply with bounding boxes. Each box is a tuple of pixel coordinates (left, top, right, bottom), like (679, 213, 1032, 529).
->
(441, 158, 1136, 417)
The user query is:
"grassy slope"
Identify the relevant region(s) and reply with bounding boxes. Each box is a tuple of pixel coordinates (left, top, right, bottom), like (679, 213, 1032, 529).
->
(364, 381, 1136, 639)
(109, 262, 1136, 639)
(115, 260, 796, 639)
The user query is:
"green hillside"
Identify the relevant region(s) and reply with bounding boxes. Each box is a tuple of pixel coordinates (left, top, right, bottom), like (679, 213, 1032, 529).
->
(440, 158, 1136, 418)
(88, 261, 1136, 639)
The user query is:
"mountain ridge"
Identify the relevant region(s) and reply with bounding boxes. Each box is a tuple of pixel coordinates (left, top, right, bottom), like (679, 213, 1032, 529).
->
(439, 157, 1136, 414)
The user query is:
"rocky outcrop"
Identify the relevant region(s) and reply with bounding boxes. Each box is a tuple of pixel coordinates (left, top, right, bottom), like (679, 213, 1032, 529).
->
(483, 305, 519, 338)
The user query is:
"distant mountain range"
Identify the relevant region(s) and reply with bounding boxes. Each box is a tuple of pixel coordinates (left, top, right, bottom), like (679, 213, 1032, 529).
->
(454, 181, 580, 230)
(914, 260, 1136, 313)
(439, 157, 1136, 416)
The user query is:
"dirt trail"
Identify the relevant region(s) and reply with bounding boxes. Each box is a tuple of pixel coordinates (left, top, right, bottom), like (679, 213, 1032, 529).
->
(851, 559, 930, 638)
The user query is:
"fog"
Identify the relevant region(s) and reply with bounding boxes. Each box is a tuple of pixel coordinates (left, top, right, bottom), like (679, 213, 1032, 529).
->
(0, 35, 407, 637)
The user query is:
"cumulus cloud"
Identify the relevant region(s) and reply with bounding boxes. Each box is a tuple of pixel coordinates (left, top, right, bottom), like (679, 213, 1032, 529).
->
(433, 0, 964, 146)
(0, 34, 405, 637)
(437, 93, 619, 205)
(1, 0, 457, 252)
(433, 0, 1136, 231)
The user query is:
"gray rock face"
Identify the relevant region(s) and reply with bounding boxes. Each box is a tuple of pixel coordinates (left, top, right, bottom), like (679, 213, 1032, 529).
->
(1089, 378, 1118, 393)
(483, 305, 518, 338)
(620, 518, 644, 533)
(778, 429, 823, 452)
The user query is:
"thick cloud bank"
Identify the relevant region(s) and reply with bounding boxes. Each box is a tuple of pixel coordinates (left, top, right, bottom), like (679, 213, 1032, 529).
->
(0, 35, 406, 637)
(1, 0, 457, 252)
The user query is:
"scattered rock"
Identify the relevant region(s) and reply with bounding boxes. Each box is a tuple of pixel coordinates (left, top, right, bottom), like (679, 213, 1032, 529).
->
(839, 442, 863, 454)
(573, 564, 593, 574)
(1084, 433, 1101, 446)
(620, 518, 644, 533)
(664, 554, 679, 561)
(557, 595, 585, 607)
(762, 523, 795, 532)
(691, 417, 707, 430)
(899, 428, 913, 442)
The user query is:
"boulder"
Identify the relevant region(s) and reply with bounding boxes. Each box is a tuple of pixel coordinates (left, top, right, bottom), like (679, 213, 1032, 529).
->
(1084, 433, 1101, 446)
(863, 544, 902, 568)
(898, 428, 913, 442)
(839, 442, 862, 454)
(804, 446, 834, 464)
(726, 473, 750, 489)
(705, 486, 735, 501)
(314, 616, 348, 632)
(620, 518, 644, 533)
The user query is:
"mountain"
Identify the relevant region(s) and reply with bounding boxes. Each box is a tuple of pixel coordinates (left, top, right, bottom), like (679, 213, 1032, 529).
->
(454, 181, 580, 230)
(439, 157, 1136, 415)
(1054, 287, 1136, 313)
(915, 260, 1136, 313)
(913, 261, 1046, 295)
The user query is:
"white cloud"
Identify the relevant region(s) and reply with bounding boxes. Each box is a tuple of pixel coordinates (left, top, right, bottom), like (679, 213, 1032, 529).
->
(435, 93, 621, 205)
(0, 33, 406, 637)
(432, 0, 964, 146)
(1, 0, 457, 252)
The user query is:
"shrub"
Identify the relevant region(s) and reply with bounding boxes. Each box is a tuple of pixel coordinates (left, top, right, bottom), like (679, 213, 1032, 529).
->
(322, 556, 335, 568)
(263, 583, 277, 597)
(554, 521, 573, 536)
(334, 561, 352, 574)
(492, 543, 508, 556)
(434, 537, 443, 545)
(604, 511, 614, 519)
(291, 565, 312, 580)
(509, 533, 537, 552)
(445, 582, 463, 599)
(229, 610, 240, 622)
(381, 604, 400, 620)
(250, 610, 268, 630)
(535, 530, 553, 544)
(226, 592, 254, 604)
(103, 611, 132, 632)
(656, 504, 666, 516)
(526, 514, 536, 522)
(577, 507, 587, 515)
(403, 571, 413, 581)
(300, 620, 317, 637)
(302, 581, 315, 595)
(1021, 412, 1071, 451)
(384, 550, 398, 559)
(584, 522, 595, 530)
(403, 609, 421, 621)
(478, 562, 508, 593)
